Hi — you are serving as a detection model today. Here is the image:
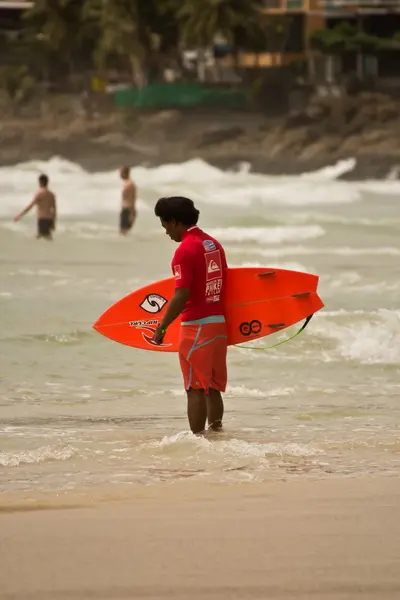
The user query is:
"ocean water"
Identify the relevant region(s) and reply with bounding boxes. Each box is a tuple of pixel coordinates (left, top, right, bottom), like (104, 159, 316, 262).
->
(0, 157, 399, 493)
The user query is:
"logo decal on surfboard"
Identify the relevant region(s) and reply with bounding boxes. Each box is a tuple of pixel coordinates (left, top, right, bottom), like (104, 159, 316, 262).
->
(240, 320, 262, 337)
(139, 293, 167, 314)
(129, 319, 158, 327)
(129, 319, 171, 348)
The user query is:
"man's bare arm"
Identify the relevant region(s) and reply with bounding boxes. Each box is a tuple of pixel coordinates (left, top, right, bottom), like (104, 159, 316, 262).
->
(161, 288, 189, 330)
(153, 288, 190, 344)
(14, 195, 38, 222)
(52, 196, 57, 229)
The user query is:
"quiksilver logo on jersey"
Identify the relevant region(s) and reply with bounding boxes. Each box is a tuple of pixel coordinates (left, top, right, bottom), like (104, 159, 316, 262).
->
(208, 260, 219, 273)
(205, 250, 222, 281)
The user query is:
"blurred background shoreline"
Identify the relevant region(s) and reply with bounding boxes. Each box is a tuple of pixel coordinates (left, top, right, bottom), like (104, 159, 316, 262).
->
(1, 1, 400, 179)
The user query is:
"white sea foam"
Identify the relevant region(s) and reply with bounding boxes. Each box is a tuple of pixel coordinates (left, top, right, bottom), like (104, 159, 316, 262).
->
(227, 386, 295, 398)
(0, 444, 77, 467)
(230, 261, 310, 272)
(287, 211, 400, 228)
(257, 180, 361, 207)
(358, 180, 400, 196)
(133, 158, 225, 185)
(316, 309, 400, 365)
(300, 158, 356, 180)
(147, 431, 324, 459)
(319, 309, 370, 317)
(228, 245, 400, 258)
(156, 385, 295, 400)
(209, 225, 324, 244)
(1, 155, 390, 219)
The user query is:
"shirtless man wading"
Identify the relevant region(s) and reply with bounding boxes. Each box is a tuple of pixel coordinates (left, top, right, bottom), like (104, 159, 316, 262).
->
(119, 166, 137, 235)
(14, 174, 57, 240)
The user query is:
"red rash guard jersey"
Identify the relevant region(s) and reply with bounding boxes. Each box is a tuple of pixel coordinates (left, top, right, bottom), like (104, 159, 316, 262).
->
(171, 226, 228, 322)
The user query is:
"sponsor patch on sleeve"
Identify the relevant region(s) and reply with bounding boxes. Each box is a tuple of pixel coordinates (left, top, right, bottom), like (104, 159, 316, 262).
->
(203, 239, 216, 252)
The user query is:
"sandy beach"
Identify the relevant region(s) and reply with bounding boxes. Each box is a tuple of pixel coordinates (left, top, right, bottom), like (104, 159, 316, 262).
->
(1, 477, 399, 600)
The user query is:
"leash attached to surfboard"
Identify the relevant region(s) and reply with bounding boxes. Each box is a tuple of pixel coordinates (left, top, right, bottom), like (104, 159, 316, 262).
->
(234, 314, 314, 351)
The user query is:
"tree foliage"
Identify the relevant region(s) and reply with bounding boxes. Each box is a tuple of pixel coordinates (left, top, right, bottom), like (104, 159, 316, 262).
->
(10, 0, 266, 81)
(6, 0, 399, 88)
(167, 0, 264, 48)
(310, 22, 398, 55)
(22, 0, 87, 70)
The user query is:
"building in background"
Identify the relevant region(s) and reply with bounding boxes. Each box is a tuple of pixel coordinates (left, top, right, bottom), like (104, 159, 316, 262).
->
(0, 1, 33, 39)
(234, 0, 400, 73)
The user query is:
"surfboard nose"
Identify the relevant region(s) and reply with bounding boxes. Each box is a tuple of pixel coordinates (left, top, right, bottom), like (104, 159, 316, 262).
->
(93, 314, 107, 336)
(93, 303, 117, 337)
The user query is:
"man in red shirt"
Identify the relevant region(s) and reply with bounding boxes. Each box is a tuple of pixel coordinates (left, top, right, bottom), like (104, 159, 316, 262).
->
(153, 196, 228, 434)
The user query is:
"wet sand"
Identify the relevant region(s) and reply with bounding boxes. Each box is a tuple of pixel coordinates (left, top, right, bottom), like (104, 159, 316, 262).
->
(1, 478, 400, 600)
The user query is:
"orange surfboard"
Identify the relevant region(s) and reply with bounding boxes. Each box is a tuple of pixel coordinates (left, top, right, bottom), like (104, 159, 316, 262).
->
(93, 267, 324, 352)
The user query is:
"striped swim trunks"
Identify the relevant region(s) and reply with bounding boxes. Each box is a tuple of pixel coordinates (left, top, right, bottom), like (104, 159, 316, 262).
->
(178, 316, 228, 393)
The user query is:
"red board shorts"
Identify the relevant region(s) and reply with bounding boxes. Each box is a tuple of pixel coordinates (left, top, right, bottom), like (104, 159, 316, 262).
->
(179, 316, 228, 393)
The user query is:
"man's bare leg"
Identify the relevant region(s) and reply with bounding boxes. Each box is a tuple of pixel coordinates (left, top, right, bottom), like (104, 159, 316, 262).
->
(206, 388, 224, 431)
(187, 388, 207, 434)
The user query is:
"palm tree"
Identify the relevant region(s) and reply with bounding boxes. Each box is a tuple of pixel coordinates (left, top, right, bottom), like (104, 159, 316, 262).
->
(82, 0, 148, 84)
(23, 0, 84, 75)
(167, 0, 265, 79)
(172, 0, 264, 47)
(83, 0, 179, 85)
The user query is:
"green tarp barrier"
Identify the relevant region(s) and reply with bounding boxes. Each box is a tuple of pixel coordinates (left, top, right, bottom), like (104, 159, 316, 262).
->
(113, 83, 247, 109)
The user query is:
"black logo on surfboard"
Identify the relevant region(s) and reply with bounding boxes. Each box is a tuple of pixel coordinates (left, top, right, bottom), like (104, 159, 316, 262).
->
(139, 294, 167, 314)
(239, 320, 262, 337)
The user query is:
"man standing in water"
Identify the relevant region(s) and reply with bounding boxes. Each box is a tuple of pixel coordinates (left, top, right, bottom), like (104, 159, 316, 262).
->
(153, 196, 228, 434)
(14, 174, 56, 240)
(119, 166, 137, 235)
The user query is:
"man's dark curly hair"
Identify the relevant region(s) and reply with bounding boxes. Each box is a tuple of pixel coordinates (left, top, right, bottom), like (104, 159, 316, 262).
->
(154, 196, 200, 226)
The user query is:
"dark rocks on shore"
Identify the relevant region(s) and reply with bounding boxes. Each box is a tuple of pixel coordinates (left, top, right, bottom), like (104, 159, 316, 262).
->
(1, 92, 399, 180)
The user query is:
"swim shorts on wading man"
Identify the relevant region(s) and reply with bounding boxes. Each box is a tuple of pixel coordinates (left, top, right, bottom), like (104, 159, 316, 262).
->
(119, 166, 137, 235)
(152, 196, 228, 434)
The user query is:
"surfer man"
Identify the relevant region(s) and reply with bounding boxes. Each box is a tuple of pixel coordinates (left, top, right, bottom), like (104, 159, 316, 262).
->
(153, 196, 228, 435)
(14, 174, 57, 240)
(119, 166, 137, 235)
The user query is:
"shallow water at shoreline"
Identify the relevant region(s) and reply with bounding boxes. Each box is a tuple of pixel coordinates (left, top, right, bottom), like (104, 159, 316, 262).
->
(1, 157, 399, 493)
